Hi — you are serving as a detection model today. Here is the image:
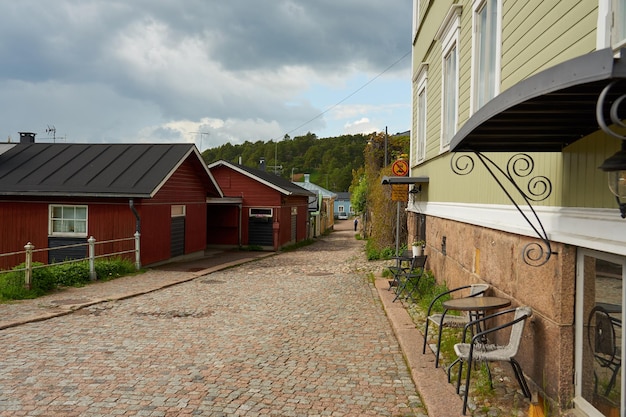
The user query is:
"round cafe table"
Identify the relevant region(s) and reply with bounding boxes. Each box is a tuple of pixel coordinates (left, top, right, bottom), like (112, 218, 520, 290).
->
(442, 296, 511, 312)
(431, 296, 511, 368)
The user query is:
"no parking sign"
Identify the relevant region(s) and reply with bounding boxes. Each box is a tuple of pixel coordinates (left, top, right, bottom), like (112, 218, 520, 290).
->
(391, 160, 409, 201)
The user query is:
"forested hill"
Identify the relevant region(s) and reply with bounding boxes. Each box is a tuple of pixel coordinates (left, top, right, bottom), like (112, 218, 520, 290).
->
(201, 131, 409, 192)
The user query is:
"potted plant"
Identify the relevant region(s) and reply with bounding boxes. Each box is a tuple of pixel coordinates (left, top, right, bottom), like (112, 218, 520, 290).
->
(411, 240, 425, 257)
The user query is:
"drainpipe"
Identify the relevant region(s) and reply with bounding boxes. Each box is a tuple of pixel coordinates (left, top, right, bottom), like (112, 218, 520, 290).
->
(129, 199, 141, 233)
(238, 203, 242, 247)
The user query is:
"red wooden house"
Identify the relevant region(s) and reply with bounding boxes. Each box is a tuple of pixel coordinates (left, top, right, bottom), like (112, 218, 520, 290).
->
(207, 160, 313, 250)
(0, 136, 223, 269)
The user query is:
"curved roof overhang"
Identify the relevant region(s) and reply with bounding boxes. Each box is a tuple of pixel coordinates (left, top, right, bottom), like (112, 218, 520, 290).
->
(450, 48, 626, 153)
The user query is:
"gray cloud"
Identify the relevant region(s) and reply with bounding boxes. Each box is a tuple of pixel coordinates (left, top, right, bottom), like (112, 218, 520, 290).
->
(0, 1, 411, 146)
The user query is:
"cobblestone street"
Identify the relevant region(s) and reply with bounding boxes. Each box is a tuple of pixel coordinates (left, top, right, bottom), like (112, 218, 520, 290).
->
(0, 221, 427, 416)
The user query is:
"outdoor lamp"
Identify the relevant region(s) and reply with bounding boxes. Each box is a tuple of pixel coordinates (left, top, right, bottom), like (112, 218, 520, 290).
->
(599, 140, 626, 218)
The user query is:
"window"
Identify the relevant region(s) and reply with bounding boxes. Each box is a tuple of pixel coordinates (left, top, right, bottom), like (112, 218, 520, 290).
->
(472, 0, 501, 111)
(415, 64, 428, 162)
(49, 205, 87, 236)
(614, 0, 626, 49)
(250, 208, 273, 218)
(171, 205, 186, 217)
(412, 0, 421, 43)
(436, 6, 461, 150)
(442, 45, 458, 148)
(575, 249, 624, 416)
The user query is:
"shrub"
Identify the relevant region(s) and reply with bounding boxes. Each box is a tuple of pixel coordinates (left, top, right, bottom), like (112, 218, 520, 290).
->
(95, 257, 135, 281)
(0, 257, 137, 301)
(0, 269, 37, 300)
(49, 261, 91, 287)
(365, 239, 398, 260)
(415, 271, 450, 312)
(31, 263, 59, 292)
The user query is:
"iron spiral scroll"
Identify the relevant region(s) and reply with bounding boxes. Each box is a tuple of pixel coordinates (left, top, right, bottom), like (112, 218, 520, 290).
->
(451, 152, 554, 267)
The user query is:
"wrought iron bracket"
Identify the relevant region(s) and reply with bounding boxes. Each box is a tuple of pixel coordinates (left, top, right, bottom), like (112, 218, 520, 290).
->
(451, 152, 555, 266)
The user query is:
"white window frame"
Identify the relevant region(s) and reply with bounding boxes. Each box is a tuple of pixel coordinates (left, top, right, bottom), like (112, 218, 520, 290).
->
(613, 0, 626, 50)
(471, 0, 501, 114)
(415, 64, 428, 163)
(597, 0, 626, 50)
(436, 6, 461, 152)
(49, 204, 88, 237)
(574, 248, 625, 415)
(171, 205, 186, 217)
(412, 0, 421, 44)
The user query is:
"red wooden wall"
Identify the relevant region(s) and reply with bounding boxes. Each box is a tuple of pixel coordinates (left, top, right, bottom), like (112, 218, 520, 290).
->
(0, 155, 218, 270)
(0, 199, 136, 269)
(209, 165, 310, 249)
(140, 157, 213, 265)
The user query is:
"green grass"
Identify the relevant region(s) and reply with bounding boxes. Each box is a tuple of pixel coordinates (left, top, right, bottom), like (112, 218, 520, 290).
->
(0, 257, 136, 302)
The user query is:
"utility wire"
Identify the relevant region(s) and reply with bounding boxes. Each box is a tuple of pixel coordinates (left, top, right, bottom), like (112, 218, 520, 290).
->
(278, 50, 412, 140)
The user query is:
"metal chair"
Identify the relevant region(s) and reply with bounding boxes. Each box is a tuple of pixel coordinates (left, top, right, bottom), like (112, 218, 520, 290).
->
(422, 284, 489, 368)
(587, 305, 622, 397)
(393, 255, 427, 302)
(386, 251, 414, 290)
(451, 306, 532, 415)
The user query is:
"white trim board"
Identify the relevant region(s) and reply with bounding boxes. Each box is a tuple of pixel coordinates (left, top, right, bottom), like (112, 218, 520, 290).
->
(408, 201, 626, 256)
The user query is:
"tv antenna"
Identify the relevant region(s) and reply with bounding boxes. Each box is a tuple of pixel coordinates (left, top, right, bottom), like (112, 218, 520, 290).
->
(191, 131, 210, 151)
(46, 125, 56, 142)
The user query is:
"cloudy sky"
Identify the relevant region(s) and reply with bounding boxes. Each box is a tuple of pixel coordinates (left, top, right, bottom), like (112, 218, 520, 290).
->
(0, 1, 412, 150)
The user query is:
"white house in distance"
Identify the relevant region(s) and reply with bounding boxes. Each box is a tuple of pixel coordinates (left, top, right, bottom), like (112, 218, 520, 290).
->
(293, 174, 336, 237)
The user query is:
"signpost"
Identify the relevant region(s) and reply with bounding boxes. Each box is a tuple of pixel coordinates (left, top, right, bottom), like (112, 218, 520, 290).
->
(391, 160, 409, 202)
(390, 160, 409, 256)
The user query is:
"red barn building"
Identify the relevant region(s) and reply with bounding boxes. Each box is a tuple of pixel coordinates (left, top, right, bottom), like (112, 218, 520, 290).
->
(0, 138, 223, 269)
(207, 160, 313, 250)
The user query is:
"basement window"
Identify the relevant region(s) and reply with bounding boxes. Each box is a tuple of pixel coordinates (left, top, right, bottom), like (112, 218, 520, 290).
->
(49, 205, 88, 237)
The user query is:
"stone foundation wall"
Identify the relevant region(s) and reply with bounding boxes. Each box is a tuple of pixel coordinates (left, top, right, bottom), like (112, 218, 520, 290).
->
(414, 213, 577, 409)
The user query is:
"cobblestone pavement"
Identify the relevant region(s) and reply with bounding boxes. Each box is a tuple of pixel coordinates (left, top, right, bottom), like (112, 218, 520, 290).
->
(0, 221, 428, 417)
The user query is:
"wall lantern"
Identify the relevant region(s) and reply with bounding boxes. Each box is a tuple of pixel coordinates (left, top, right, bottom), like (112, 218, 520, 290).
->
(599, 141, 626, 218)
(596, 81, 626, 218)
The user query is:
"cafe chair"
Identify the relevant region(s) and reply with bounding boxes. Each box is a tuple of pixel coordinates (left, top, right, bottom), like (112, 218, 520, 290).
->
(387, 250, 414, 290)
(587, 305, 622, 397)
(393, 255, 427, 302)
(422, 284, 489, 368)
(451, 306, 532, 415)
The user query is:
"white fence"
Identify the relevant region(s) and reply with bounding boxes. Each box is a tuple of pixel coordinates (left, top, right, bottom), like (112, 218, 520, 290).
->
(0, 232, 141, 289)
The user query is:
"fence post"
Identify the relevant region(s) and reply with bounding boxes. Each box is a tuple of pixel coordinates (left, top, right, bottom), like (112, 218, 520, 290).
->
(134, 231, 141, 270)
(24, 242, 34, 290)
(88, 236, 97, 281)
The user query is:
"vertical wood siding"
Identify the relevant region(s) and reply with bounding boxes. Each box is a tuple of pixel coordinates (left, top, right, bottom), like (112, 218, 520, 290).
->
(210, 166, 310, 248)
(0, 201, 49, 268)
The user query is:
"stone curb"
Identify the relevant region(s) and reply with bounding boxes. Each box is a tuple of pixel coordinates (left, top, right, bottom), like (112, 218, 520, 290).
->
(375, 277, 465, 417)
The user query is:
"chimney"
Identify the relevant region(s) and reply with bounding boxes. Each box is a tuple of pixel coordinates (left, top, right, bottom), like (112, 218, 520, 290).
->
(19, 132, 36, 144)
(259, 157, 266, 171)
(304, 173, 310, 183)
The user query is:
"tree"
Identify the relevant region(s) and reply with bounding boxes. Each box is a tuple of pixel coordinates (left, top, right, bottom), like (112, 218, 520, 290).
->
(351, 131, 410, 252)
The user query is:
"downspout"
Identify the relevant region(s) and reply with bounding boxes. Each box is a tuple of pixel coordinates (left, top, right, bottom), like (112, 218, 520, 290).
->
(129, 198, 141, 233)
(238, 203, 242, 247)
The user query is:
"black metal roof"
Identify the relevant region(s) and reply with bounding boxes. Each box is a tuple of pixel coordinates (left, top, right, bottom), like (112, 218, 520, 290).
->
(450, 48, 626, 153)
(381, 176, 430, 184)
(0, 143, 219, 198)
(208, 160, 314, 197)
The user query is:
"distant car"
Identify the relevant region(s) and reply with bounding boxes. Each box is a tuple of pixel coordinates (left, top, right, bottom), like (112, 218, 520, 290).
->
(338, 212, 348, 220)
